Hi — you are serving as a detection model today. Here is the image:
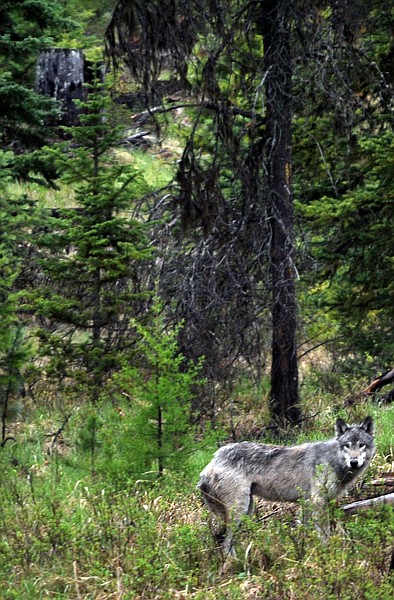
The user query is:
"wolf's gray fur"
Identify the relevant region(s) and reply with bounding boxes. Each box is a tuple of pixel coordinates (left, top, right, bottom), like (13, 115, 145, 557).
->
(198, 416, 375, 556)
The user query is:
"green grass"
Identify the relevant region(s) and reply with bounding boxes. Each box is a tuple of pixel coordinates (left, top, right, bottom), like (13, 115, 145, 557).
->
(0, 396, 393, 598)
(7, 179, 76, 209)
(111, 146, 177, 195)
(7, 145, 176, 214)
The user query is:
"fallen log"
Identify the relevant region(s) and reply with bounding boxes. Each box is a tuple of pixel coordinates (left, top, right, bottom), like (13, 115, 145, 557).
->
(341, 492, 394, 515)
(369, 473, 394, 489)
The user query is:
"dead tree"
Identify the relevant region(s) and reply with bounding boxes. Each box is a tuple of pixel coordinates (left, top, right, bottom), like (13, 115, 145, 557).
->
(258, 0, 300, 425)
(341, 493, 394, 515)
(36, 49, 85, 125)
(345, 367, 394, 406)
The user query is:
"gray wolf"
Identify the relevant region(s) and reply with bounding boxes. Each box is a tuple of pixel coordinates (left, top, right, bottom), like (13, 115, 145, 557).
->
(198, 416, 375, 556)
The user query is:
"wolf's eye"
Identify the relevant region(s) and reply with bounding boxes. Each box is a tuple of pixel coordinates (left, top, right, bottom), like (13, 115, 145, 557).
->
(343, 443, 350, 450)
(359, 443, 366, 450)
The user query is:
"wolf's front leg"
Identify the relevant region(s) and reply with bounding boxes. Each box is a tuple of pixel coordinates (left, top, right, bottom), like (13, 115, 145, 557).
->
(311, 500, 331, 539)
(221, 491, 255, 559)
(308, 486, 333, 539)
(308, 466, 338, 538)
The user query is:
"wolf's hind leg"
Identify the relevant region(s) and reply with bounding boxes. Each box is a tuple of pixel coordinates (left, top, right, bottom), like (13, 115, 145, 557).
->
(200, 488, 229, 549)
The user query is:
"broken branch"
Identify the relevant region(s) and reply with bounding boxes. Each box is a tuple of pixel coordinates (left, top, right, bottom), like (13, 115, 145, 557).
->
(357, 368, 394, 397)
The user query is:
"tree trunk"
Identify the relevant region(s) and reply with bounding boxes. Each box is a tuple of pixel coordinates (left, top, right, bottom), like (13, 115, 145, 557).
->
(91, 268, 102, 405)
(157, 403, 164, 477)
(90, 139, 104, 405)
(259, 0, 300, 426)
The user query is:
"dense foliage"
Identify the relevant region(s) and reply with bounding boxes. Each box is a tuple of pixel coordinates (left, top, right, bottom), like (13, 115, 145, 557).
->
(0, 404, 393, 598)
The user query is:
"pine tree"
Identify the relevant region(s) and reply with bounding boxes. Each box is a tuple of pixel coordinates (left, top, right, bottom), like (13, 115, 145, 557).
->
(106, 0, 394, 421)
(292, 1, 394, 369)
(30, 79, 152, 403)
(110, 297, 204, 478)
(0, 152, 33, 444)
(298, 129, 394, 367)
(106, 0, 300, 424)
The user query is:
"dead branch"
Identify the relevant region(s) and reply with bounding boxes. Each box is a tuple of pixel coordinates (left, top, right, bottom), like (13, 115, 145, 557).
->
(357, 368, 394, 397)
(0, 436, 16, 448)
(345, 367, 394, 406)
(341, 492, 394, 515)
(124, 130, 152, 146)
(44, 413, 72, 453)
(130, 102, 265, 127)
(297, 335, 346, 360)
(369, 473, 394, 489)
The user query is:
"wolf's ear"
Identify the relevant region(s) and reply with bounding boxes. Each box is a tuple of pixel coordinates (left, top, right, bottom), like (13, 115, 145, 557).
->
(335, 418, 350, 437)
(360, 416, 374, 436)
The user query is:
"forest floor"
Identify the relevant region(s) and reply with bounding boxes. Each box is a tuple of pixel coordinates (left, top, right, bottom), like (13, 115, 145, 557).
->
(1, 389, 393, 599)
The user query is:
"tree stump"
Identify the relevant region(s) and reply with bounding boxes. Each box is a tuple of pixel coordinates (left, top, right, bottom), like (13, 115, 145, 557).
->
(36, 49, 85, 126)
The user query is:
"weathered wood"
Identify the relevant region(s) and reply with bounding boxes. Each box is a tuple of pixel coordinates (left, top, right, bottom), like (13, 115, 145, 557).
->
(36, 49, 85, 125)
(358, 367, 394, 397)
(341, 493, 394, 515)
(369, 473, 394, 489)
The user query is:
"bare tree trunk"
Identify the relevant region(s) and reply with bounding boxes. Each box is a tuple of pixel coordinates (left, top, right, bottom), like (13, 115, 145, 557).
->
(259, 0, 300, 426)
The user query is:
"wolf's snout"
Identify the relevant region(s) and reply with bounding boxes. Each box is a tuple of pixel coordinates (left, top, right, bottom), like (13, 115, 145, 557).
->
(350, 459, 360, 469)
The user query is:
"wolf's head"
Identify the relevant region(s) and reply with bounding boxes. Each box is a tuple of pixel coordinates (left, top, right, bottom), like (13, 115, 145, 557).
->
(335, 416, 375, 470)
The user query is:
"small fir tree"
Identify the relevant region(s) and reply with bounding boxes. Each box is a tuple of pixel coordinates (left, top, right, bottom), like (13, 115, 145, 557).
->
(109, 298, 204, 478)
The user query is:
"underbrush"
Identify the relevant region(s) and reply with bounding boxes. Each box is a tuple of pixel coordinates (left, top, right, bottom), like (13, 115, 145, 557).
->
(0, 402, 393, 598)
